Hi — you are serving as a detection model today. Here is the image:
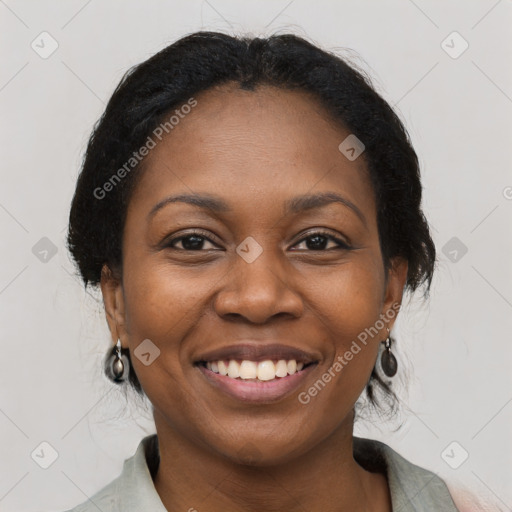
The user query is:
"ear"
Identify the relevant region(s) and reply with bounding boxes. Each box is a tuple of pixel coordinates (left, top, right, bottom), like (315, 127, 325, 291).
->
(100, 264, 128, 346)
(381, 257, 408, 332)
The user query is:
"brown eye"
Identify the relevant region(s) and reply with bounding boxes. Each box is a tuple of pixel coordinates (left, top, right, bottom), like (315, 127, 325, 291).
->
(292, 231, 351, 251)
(165, 230, 219, 251)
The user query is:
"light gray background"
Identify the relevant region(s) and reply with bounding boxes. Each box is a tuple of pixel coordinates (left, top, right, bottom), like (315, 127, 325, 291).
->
(1, 1, 511, 511)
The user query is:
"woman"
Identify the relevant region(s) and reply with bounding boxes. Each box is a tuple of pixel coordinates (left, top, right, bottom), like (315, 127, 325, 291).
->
(64, 31, 460, 511)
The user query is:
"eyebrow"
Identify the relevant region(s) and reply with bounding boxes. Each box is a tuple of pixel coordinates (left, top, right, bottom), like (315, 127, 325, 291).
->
(148, 191, 367, 226)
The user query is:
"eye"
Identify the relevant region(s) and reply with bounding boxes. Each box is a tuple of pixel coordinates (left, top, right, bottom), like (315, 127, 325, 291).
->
(164, 229, 351, 252)
(165, 230, 220, 251)
(291, 230, 351, 251)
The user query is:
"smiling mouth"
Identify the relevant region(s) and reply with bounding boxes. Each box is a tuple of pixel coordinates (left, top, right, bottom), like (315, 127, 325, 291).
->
(196, 359, 317, 382)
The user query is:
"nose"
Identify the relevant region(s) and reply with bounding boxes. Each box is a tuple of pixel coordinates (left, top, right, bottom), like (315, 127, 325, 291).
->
(213, 249, 304, 324)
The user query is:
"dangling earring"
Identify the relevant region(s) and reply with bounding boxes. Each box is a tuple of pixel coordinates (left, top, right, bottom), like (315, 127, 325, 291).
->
(380, 328, 398, 377)
(109, 339, 129, 382)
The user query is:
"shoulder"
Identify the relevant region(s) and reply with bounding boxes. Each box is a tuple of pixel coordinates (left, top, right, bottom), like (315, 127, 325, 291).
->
(354, 436, 461, 511)
(61, 434, 164, 512)
(60, 466, 124, 512)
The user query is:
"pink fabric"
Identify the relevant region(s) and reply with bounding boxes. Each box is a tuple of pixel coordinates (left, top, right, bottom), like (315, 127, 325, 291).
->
(450, 485, 507, 512)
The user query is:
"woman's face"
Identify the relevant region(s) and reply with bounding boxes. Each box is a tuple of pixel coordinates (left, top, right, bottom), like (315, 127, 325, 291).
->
(102, 84, 407, 465)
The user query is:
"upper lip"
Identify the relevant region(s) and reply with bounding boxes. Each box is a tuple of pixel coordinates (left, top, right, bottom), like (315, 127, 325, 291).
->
(194, 343, 320, 365)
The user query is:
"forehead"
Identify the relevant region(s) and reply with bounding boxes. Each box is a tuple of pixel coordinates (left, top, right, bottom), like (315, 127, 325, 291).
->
(127, 83, 374, 222)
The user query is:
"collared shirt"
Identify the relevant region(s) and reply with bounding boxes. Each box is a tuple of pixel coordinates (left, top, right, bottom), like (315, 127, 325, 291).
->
(64, 434, 460, 511)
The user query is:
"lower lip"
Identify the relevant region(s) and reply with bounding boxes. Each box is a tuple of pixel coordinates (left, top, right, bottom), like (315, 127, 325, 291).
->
(196, 363, 318, 403)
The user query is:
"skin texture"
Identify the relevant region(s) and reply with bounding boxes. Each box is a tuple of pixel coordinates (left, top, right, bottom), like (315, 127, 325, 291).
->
(101, 83, 408, 512)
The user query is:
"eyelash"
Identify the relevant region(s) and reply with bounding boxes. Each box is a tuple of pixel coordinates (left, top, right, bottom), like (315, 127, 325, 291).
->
(165, 229, 351, 252)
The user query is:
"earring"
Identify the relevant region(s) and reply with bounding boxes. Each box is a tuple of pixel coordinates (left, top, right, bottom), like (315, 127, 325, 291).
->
(109, 339, 129, 382)
(380, 328, 398, 377)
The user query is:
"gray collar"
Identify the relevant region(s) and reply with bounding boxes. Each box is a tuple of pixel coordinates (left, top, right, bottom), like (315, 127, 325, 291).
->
(67, 434, 459, 512)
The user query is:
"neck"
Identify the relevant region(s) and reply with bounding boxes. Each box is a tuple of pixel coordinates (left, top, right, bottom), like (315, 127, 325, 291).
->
(152, 410, 391, 512)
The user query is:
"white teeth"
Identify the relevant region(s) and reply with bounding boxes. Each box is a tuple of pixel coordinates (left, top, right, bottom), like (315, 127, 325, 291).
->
(239, 360, 257, 379)
(218, 360, 228, 376)
(205, 359, 307, 381)
(287, 359, 297, 375)
(275, 359, 288, 377)
(257, 360, 276, 381)
(227, 360, 240, 378)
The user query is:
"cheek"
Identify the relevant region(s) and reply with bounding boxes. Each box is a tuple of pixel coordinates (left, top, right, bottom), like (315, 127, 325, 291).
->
(123, 246, 386, 357)
(123, 252, 210, 327)
(310, 253, 386, 387)
(308, 250, 386, 339)
(121, 259, 220, 379)
(122, 241, 386, 396)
